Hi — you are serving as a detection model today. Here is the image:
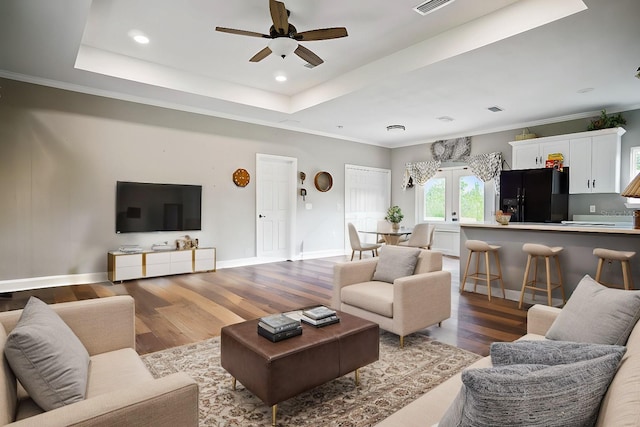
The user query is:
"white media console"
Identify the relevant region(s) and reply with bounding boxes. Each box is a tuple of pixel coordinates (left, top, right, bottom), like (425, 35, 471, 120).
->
(107, 247, 216, 282)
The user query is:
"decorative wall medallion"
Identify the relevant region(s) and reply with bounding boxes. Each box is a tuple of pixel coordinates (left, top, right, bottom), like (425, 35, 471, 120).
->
(431, 137, 471, 161)
(232, 168, 250, 187)
(314, 171, 333, 192)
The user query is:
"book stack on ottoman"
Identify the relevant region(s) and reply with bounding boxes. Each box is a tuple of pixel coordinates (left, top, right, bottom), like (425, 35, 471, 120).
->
(301, 306, 340, 327)
(258, 314, 302, 342)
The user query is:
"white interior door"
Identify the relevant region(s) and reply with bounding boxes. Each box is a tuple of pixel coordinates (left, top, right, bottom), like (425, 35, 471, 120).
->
(256, 154, 297, 261)
(344, 164, 391, 247)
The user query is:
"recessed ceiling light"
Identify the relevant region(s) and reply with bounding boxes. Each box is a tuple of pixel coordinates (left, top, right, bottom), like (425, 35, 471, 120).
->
(275, 75, 287, 82)
(487, 106, 504, 112)
(437, 116, 454, 122)
(128, 30, 150, 45)
(577, 87, 594, 93)
(133, 35, 149, 44)
(387, 125, 406, 132)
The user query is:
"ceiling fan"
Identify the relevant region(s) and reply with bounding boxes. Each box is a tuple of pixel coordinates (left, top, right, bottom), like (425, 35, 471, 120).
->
(215, 0, 348, 67)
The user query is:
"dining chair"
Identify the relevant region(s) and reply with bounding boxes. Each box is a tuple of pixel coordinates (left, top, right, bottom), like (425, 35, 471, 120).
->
(347, 223, 382, 261)
(398, 223, 434, 249)
(376, 220, 392, 243)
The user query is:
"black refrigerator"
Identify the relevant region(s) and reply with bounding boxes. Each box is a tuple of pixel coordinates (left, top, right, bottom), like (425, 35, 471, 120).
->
(499, 168, 569, 223)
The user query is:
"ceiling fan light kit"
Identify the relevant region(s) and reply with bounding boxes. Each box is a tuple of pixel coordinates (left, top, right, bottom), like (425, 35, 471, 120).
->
(268, 37, 298, 59)
(216, 0, 347, 67)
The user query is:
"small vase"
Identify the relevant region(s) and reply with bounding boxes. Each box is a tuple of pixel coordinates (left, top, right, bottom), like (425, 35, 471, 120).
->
(392, 222, 400, 231)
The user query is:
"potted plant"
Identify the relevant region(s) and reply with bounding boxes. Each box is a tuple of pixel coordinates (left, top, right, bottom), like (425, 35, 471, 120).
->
(385, 205, 404, 231)
(587, 110, 626, 131)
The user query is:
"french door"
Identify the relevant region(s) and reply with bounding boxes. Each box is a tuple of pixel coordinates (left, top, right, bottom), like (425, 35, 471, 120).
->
(417, 166, 494, 224)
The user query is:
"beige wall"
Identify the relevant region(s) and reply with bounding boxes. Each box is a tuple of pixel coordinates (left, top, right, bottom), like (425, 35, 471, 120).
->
(0, 78, 390, 281)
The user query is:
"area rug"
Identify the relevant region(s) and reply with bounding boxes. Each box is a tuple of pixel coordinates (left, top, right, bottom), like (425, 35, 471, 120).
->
(141, 332, 481, 426)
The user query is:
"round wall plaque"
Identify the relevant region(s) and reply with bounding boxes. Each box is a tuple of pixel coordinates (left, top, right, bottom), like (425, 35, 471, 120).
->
(233, 168, 250, 187)
(314, 171, 333, 192)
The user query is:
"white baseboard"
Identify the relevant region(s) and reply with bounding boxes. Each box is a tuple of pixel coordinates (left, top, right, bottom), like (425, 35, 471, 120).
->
(0, 249, 350, 292)
(0, 273, 109, 294)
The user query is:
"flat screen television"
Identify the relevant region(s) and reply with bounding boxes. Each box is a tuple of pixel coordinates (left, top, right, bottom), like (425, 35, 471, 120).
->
(116, 181, 202, 233)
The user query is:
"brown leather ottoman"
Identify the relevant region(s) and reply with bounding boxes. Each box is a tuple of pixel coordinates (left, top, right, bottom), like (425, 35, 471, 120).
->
(220, 311, 379, 425)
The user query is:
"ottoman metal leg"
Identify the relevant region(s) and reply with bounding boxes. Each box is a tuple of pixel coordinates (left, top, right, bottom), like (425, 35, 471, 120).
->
(272, 404, 277, 426)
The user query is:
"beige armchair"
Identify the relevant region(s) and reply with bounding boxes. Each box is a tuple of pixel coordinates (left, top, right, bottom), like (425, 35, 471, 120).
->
(332, 249, 451, 347)
(0, 296, 198, 426)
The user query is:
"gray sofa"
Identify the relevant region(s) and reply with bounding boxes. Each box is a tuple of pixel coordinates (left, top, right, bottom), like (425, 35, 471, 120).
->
(376, 304, 640, 426)
(0, 296, 199, 426)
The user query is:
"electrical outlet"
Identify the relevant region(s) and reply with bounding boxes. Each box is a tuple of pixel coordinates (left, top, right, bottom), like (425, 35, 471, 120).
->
(590, 205, 596, 213)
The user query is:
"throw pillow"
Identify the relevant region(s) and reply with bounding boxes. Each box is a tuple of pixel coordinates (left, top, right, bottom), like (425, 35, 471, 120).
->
(546, 274, 640, 345)
(372, 245, 421, 283)
(439, 352, 624, 427)
(490, 340, 626, 366)
(4, 297, 90, 411)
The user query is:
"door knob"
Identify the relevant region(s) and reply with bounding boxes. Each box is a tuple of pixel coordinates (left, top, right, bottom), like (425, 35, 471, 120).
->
(259, 214, 266, 218)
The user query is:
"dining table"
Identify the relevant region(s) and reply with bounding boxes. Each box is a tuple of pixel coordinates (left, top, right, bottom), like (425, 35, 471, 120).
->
(359, 228, 412, 245)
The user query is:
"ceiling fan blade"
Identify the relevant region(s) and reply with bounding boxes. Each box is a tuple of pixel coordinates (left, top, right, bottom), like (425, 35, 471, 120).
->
(295, 27, 348, 41)
(294, 44, 323, 66)
(269, 0, 289, 35)
(250, 46, 273, 62)
(216, 27, 270, 39)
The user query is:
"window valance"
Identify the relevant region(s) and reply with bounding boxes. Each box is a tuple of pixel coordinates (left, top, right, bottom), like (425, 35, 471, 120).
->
(402, 160, 441, 189)
(403, 151, 502, 190)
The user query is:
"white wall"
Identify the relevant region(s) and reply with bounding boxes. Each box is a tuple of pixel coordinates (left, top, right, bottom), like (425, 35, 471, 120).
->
(0, 78, 390, 282)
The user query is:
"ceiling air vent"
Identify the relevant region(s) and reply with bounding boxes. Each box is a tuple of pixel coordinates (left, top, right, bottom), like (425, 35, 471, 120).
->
(413, 0, 455, 16)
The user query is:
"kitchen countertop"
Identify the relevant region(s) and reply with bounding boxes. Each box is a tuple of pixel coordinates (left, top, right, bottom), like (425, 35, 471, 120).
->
(460, 221, 640, 235)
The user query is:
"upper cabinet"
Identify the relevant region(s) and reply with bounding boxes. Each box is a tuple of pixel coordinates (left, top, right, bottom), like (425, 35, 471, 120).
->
(509, 127, 625, 194)
(569, 128, 625, 194)
(510, 137, 570, 170)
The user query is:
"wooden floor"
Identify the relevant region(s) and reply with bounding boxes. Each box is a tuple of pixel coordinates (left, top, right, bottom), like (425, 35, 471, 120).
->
(0, 255, 528, 356)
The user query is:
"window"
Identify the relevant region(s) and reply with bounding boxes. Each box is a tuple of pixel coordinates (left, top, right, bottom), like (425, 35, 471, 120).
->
(417, 166, 495, 223)
(628, 146, 640, 205)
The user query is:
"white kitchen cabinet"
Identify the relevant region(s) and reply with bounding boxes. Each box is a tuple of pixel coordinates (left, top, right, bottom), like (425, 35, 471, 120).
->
(510, 138, 570, 170)
(108, 247, 216, 282)
(569, 129, 624, 194)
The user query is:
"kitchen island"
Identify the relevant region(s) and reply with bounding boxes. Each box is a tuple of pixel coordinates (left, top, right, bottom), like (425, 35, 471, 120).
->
(460, 221, 640, 305)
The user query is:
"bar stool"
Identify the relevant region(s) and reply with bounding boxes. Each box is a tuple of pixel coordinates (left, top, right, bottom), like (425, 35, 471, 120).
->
(593, 248, 636, 290)
(461, 240, 505, 301)
(519, 243, 566, 309)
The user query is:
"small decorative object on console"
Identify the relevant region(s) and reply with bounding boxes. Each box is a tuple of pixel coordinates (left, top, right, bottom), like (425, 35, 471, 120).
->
(175, 235, 198, 250)
(118, 245, 143, 253)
